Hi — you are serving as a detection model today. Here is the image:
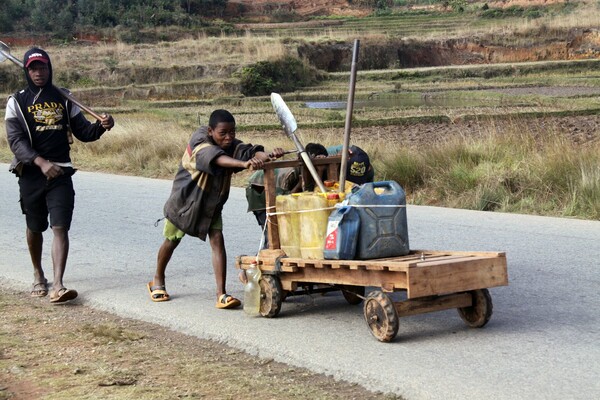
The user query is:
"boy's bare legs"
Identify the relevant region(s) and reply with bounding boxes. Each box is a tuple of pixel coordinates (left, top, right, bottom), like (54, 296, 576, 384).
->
(49, 226, 69, 296)
(208, 229, 226, 297)
(26, 228, 46, 290)
(153, 238, 180, 287)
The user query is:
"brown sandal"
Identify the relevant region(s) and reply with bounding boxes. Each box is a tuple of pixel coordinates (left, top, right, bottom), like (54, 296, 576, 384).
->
(31, 279, 48, 298)
(49, 288, 78, 303)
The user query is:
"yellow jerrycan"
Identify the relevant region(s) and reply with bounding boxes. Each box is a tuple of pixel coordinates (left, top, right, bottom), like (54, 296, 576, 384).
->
(275, 194, 301, 258)
(298, 193, 331, 259)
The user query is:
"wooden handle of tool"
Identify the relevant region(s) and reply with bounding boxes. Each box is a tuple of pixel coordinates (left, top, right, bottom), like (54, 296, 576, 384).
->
(0, 43, 105, 123)
(57, 87, 104, 121)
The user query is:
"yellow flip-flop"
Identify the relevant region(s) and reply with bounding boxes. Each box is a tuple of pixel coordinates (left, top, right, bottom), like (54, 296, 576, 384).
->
(216, 294, 241, 309)
(147, 282, 170, 302)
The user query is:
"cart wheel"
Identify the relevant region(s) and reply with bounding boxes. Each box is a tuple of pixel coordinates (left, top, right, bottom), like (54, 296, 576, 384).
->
(340, 285, 365, 305)
(363, 291, 399, 342)
(259, 275, 283, 318)
(457, 289, 493, 328)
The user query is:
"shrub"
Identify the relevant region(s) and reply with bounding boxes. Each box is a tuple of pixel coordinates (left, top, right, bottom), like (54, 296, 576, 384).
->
(237, 56, 322, 97)
(524, 9, 542, 19)
(480, 6, 529, 19)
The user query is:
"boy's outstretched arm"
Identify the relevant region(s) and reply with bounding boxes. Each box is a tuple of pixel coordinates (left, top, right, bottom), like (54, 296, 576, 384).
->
(214, 154, 265, 170)
(256, 147, 286, 161)
(214, 154, 250, 169)
(248, 147, 286, 169)
(214, 148, 286, 170)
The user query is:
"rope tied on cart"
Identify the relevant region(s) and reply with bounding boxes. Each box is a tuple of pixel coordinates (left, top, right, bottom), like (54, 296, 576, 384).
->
(265, 203, 407, 218)
(256, 203, 408, 254)
(255, 221, 268, 262)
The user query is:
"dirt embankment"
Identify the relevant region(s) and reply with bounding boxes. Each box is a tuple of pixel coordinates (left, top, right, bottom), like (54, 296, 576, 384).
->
(297, 28, 600, 71)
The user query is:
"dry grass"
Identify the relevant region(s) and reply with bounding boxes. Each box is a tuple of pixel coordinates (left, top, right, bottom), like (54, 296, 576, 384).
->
(40, 34, 290, 73)
(1, 111, 598, 220)
(378, 117, 600, 219)
(73, 114, 189, 177)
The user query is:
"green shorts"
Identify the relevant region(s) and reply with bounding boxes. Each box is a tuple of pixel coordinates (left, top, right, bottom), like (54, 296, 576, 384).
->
(163, 215, 223, 241)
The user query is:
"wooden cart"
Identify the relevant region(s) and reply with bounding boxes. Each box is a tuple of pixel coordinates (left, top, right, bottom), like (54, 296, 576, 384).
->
(236, 157, 508, 342)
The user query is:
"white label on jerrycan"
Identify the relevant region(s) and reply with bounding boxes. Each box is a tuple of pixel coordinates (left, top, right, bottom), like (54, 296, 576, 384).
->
(324, 220, 340, 250)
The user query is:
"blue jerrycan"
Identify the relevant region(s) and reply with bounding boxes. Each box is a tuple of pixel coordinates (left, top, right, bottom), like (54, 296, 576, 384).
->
(323, 206, 360, 260)
(347, 181, 410, 259)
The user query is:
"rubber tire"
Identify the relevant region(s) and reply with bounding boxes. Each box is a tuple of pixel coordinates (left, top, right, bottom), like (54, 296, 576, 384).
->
(340, 285, 365, 305)
(457, 288, 493, 328)
(363, 291, 399, 342)
(259, 275, 283, 318)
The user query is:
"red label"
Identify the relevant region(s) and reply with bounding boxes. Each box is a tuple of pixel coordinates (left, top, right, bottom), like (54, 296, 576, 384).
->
(325, 229, 338, 250)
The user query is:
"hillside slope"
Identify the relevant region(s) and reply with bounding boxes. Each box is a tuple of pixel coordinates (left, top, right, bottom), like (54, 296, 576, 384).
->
(226, 0, 367, 18)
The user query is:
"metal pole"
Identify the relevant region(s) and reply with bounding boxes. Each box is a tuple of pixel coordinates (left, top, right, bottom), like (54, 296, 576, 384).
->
(339, 39, 360, 193)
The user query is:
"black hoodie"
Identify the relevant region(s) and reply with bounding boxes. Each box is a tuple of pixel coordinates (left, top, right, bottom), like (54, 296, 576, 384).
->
(5, 47, 105, 174)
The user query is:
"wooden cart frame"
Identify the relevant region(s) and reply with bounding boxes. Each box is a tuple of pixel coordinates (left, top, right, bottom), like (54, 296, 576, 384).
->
(236, 157, 508, 342)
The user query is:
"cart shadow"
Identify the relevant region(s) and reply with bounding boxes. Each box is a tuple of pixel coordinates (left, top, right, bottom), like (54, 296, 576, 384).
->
(277, 290, 513, 344)
(278, 292, 364, 318)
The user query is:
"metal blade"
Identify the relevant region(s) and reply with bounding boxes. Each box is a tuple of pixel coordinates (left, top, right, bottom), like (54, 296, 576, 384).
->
(0, 42, 10, 63)
(271, 92, 297, 136)
(0, 41, 10, 54)
(0, 41, 24, 67)
(270, 92, 326, 193)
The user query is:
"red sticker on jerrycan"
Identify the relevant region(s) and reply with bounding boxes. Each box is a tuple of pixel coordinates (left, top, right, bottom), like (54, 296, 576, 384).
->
(324, 220, 339, 250)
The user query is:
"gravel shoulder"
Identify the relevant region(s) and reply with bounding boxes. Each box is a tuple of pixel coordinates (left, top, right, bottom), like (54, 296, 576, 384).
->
(0, 285, 400, 400)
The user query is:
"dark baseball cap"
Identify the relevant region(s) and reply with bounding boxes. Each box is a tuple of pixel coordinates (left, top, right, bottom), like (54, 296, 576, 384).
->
(346, 146, 373, 185)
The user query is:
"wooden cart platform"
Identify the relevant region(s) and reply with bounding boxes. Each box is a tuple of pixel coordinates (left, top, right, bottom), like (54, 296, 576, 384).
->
(236, 249, 507, 341)
(236, 158, 509, 342)
(238, 249, 507, 298)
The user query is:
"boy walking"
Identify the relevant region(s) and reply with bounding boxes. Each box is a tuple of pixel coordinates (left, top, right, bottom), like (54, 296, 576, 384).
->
(5, 47, 114, 303)
(148, 109, 283, 308)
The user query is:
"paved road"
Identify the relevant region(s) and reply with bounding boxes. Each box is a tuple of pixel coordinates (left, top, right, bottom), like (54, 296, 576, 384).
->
(1, 164, 598, 400)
